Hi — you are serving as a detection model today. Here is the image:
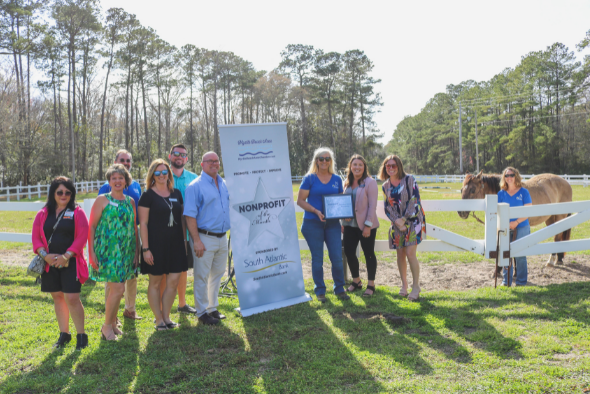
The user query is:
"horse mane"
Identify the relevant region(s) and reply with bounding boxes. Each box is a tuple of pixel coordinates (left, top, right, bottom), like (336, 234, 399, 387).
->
(464, 172, 501, 194)
(481, 174, 501, 194)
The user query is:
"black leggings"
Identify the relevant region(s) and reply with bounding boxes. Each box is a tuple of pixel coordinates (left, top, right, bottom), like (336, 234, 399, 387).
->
(343, 226, 377, 280)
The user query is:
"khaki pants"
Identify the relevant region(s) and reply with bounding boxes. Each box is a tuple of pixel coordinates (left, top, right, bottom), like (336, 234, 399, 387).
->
(190, 234, 228, 317)
(105, 278, 137, 312)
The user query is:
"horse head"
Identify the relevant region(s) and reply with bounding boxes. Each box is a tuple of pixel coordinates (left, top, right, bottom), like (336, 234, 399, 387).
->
(458, 170, 486, 219)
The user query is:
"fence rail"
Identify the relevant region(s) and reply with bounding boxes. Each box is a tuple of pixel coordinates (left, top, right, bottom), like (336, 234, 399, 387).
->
(1, 173, 589, 201)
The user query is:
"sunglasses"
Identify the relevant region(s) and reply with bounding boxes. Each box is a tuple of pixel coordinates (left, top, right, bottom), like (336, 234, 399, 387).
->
(154, 170, 169, 176)
(317, 157, 331, 162)
(386, 164, 398, 169)
(171, 152, 188, 158)
(118, 159, 131, 163)
(56, 190, 72, 197)
(505, 173, 515, 178)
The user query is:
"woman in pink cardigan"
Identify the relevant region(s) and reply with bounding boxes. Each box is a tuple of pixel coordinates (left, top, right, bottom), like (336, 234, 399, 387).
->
(32, 176, 90, 350)
(341, 155, 380, 296)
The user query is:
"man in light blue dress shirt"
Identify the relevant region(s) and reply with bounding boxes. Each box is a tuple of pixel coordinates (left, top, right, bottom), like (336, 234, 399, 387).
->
(184, 151, 231, 325)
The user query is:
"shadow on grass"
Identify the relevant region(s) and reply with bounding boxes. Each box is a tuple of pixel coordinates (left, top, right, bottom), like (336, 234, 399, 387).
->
(1, 345, 82, 393)
(63, 325, 140, 394)
(134, 312, 253, 394)
(240, 298, 387, 392)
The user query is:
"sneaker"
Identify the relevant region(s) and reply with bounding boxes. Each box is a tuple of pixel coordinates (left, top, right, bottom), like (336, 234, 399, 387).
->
(198, 314, 220, 325)
(317, 294, 327, 303)
(337, 293, 350, 301)
(177, 304, 197, 314)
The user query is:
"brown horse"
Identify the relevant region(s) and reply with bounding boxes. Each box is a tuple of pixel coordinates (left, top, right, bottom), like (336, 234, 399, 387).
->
(458, 171, 573, 266)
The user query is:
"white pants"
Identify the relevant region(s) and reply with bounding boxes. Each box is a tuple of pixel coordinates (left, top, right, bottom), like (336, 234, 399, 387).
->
(190, 234, 228, 317)
(105, 278, 137, 312)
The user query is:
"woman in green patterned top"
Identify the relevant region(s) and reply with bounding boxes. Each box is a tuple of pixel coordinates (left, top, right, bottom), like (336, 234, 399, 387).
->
(88, 164, 139, 341)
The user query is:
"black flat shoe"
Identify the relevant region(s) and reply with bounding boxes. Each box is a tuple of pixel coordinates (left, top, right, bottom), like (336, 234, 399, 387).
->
(75, 333, 88, 350)
(208, 311, 226, 320)
(198, 314, 220, 325)
(53, 332, 71, 348)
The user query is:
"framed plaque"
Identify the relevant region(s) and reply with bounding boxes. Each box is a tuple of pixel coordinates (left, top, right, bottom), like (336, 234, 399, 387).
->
(322, 194, 354, 220)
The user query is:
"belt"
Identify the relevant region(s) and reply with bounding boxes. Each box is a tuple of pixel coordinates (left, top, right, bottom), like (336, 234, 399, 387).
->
(198, 229, 226, 238)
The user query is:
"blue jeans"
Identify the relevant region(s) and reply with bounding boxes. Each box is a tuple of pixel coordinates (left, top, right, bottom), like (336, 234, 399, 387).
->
(301, 219, 346, 296)
(503, 225, 530, 286)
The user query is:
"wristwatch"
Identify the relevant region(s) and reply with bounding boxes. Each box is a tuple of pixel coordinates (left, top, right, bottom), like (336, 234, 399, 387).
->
(142, 247, 150, 252)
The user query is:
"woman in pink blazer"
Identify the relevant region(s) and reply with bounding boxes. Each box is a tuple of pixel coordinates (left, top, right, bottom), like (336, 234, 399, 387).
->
(341, 155, 380, 296)
(32, 177, 90, 350)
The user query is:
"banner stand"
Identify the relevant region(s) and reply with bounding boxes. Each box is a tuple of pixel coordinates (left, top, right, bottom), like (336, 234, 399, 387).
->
(236, 293, 312, 317)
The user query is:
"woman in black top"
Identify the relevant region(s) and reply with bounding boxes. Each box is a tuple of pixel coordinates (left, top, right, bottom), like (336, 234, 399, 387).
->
(31, 177, 89, 350)
(139, 159, 188, 331)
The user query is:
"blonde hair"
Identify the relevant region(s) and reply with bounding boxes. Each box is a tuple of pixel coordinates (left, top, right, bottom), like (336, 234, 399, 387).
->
(378, 155, 406, 181)
(500, 166, 522, 190)
(145, 159, 174, 191)
(105, 164, 131, 187)
(306, 147, 336, 175)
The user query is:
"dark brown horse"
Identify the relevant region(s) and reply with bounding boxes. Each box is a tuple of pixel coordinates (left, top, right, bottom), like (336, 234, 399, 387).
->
(458, 171, 573, 266)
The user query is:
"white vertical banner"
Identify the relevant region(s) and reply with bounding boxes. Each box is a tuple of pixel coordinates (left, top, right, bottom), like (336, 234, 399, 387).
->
(219, 123, 311, 317)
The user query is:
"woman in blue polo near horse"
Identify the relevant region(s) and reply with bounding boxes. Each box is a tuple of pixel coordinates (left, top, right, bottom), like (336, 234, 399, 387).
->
(498, 167, 532, 286)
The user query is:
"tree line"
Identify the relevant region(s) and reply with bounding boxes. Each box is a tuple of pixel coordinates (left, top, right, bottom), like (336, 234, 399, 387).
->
(0, 0, 384, 186)
(390, 31, 590, 175)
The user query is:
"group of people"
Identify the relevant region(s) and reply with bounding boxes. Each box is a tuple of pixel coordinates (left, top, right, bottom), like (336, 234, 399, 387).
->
(32, 145, 230, 349)
(31, 143, 530, 351)
(297, 149, 426, 303)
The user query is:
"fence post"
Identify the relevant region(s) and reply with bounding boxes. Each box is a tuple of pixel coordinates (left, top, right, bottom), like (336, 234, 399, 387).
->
(17, 182, 21, 201)
(484, 194, 498, 259)
(37, 183, 41, 198)
(497, 203, 510, 267)
(27, 185, 31, 200)
(7, 187, 10, 202)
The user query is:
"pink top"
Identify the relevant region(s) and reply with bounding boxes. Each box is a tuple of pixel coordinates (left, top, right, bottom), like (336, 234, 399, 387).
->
(32, 206, 90, 284)
(345, 176, 380, 231)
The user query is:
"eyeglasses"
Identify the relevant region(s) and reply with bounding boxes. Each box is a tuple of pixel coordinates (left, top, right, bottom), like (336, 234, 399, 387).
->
(386, 164, 398, 169)
(154, 170, 169, 176)
(171, 152, 188, 158)
(56, 190, 72, 197)
(317, 157, 331, 162)
(203, 160, 220, 165)
(505, 173, 515, 178)
(118, 159, 131, 163)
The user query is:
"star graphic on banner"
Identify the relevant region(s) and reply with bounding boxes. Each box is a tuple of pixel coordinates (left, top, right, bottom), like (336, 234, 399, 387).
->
(232, 178, 291, 245)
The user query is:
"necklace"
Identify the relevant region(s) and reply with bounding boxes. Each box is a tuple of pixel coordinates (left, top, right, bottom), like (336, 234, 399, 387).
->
(159, 193, 176, 227)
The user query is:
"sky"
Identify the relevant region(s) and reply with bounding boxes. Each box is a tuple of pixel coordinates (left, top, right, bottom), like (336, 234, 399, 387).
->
(100, 0, 590, 144)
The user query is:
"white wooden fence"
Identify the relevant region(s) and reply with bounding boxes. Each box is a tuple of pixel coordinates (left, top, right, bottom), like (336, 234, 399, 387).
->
(292, 174, 590, 185)
(1, 196, 589, 275)
(0, 180, 105, 201)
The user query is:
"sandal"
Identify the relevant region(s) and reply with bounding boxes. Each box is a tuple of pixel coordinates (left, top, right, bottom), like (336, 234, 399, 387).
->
(155, 323, 168, 331)
(101, 324, 118, 341)
(398, 289, 408, 297)
(408, 289, 421, 302)
(347, 280, 363, 292)
(165, 321, 180, 329)
(363, 285, 376, 297)
(112, 323, 123, 336)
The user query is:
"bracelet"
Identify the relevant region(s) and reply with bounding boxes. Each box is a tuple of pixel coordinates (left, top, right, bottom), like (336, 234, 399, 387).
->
(142, 247, 150, 252)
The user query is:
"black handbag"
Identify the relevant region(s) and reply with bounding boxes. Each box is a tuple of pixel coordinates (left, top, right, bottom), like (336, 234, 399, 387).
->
(27, 210, 67, 278)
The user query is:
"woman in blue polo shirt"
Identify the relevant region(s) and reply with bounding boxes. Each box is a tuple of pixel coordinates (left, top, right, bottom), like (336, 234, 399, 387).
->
(297, 148, 349, 303)
(498, 167, 532, 286)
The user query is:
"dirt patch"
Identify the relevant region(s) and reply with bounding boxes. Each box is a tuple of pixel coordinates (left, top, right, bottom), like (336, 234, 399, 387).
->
(2, 249, 590, 292)
(301, 254, 590, 292)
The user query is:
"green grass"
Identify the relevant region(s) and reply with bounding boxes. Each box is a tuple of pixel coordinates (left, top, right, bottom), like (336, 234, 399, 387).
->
(1, 265, 590, 393)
